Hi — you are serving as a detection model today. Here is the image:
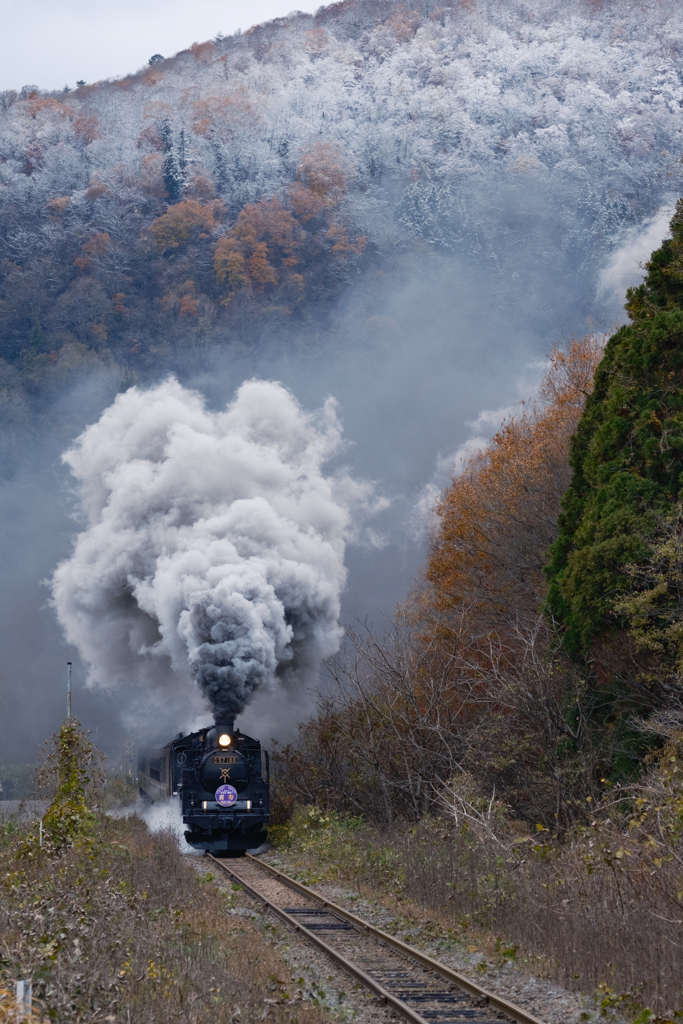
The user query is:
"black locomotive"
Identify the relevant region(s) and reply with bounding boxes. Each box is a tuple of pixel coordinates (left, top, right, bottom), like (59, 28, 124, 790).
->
(138, 717, 270, 855)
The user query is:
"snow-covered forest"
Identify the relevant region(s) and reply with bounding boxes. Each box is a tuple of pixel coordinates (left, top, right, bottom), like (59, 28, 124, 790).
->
(1, 0, 682, 398)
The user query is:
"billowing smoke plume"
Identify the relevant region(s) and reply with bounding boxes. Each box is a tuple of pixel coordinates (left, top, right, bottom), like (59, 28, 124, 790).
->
(51, 378, 353, 727)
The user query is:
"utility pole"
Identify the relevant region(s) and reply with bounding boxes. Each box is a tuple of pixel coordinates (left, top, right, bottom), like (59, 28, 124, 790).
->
(67, 662, 72, 720)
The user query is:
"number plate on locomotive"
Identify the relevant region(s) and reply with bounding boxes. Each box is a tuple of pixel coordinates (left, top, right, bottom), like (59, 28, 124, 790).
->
(212, 756, 238, 764)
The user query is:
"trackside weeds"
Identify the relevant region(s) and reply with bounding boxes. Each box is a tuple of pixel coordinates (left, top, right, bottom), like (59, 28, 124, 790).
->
(265, 804, 683, 1024)
(0, 808, 333, 1024)
(0, 723, 325, 1024)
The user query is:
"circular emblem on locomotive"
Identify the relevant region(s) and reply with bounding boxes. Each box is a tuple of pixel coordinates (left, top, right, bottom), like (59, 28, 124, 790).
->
(215, 784, 238, 807)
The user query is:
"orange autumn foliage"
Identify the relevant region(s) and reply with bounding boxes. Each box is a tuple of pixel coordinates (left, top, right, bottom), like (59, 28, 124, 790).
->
(72, 115, 102, 145)
(46, 196, 71, 218)
(179, 294, 200, 317)
(83, 232, 111, 258)
(388, 5, 422, 41)
(73, 231, 111, 269)
(148, 200, 222, 250)
(325, 221, 367, 256)
(423, 334, 605, 639)
(142, 69, 165, 87)
(28, 95, 70, 120)
(288, 183, 328, 222)
(191, 90, 254, 137)
(85, 178, 108, 201)
(190, 41, 218, 63)
(160, 279, 207, 319)
(214, 197, 300, 302)
(288, 142, 350, 222)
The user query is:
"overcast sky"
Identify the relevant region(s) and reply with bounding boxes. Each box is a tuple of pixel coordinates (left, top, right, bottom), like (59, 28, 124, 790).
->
(0, 0, 321, 93)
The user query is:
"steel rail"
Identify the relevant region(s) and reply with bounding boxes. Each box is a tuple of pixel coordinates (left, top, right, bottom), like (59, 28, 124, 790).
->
(208, 852, 547, 1024)
(206, 853, 428, 1024)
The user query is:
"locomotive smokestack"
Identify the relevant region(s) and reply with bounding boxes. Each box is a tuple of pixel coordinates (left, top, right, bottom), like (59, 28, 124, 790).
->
(215, 716, 235, 747)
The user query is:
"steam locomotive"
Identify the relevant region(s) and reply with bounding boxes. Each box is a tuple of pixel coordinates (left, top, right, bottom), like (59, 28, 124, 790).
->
(138, 717, 270, 855)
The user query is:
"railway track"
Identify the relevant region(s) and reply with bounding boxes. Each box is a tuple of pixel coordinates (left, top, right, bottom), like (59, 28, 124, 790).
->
(206, 853, 546, 1024)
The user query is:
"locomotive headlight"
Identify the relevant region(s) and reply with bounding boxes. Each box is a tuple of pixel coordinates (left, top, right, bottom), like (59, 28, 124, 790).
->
(218, 733, 231, 747)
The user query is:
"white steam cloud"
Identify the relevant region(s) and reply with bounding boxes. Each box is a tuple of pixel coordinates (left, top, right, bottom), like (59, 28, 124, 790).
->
(51, 378, 354, 729)
(598, 206, 674, 313)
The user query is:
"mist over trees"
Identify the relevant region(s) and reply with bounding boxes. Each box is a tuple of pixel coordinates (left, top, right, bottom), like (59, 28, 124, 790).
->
(1, 0, 682, 419)
(275, 334, 611, 826)
(273, 236, 683, 830)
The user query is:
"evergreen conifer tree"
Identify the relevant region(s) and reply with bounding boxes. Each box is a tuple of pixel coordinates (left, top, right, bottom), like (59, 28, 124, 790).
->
(546, 200, 683, 659)
(29, 318, 44, 350)
(160, 119, 184, 205)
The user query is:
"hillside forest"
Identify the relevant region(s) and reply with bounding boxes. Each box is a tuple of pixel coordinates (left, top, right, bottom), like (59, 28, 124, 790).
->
(2, 0, 683, 429)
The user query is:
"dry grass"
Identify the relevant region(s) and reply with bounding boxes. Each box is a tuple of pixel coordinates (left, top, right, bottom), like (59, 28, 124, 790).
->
(0, 812, 325, 1024)
(271, 784, 683, 1020)
(395, 822, 683, 1017)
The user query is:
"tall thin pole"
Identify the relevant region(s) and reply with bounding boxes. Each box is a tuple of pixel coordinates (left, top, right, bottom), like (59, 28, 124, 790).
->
(67, 662, 72, 720)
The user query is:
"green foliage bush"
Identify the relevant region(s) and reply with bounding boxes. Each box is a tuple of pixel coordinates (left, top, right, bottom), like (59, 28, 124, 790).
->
(19, 720, 103, 859)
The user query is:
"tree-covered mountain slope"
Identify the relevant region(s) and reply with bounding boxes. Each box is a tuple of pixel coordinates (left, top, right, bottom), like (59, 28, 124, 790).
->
(1, 0, 682, 397)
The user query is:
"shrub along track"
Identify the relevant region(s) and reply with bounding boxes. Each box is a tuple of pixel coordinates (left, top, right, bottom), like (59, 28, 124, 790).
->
(207, 853, 547, 1024)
